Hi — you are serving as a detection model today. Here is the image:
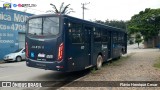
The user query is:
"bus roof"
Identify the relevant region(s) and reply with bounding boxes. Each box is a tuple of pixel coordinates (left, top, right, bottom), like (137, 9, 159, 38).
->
(28, 14, 127, 33)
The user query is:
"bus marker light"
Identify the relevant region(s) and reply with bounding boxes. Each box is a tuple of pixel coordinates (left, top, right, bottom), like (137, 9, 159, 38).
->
(26, 42, 29, 58)
(58, 43, 64, 61)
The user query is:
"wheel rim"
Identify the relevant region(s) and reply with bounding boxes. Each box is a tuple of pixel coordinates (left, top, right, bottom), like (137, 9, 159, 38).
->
(17, 57, 21, 62)
(97, 55, 102, 69)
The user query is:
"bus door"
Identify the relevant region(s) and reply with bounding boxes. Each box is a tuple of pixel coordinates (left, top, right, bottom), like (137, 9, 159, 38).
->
(84, 26, 92, 66)
(101, 29, 108, 61)
(108, 31, 112, 59)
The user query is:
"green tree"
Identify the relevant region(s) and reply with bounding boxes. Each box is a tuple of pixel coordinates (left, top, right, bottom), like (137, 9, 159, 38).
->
(95, 20, 127, 30)
(128, 8, 160, 43)
(46, 2, 74, 14)
(135, 33, 142, 48)
(105, 20, 127, 30)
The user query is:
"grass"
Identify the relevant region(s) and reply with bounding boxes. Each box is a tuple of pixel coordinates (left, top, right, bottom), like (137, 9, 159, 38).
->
(90, 67, 97, 73)
(153, 57, 160, 68)
(105, 53, 132, 67)
(90, 53, 133, 73)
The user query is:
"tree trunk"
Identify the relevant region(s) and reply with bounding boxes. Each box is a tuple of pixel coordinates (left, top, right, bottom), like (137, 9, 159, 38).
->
(152, 37, 155, 48)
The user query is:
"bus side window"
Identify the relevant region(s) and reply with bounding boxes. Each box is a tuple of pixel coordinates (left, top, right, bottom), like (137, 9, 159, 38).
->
(94, 28, 101, 43)
(118, 33, 123, 45)
(121, 33, 124, 44)
(113, 32, 118, 44)
(68, 22, 84, 44)
(101, 29, 108, 44)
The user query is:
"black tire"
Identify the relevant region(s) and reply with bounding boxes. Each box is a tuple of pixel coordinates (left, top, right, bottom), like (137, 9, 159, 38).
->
(16, 56, 22, 62)
(96, 55, 103, 70)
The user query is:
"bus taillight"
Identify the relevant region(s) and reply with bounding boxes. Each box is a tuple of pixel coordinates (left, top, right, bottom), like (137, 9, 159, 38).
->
(58, 43, 64, 61)
(26, 42, 29, 58)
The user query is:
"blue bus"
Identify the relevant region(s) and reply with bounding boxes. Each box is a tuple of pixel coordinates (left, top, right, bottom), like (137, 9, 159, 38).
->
(25, 14, 127, 72)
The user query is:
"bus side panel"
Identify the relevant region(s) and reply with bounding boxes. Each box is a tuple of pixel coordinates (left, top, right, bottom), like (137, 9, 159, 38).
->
(92, 43, 102, 64)
(112, 32, 120, 58)
(65, 19, 91, 72)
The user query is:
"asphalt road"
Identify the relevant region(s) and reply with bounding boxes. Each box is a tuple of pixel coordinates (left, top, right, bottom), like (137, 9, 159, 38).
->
(0, 44, 139, 81)
(0, 61, 57, 81)
(0, 43, 147, 89)
(0, 60, 90, 90)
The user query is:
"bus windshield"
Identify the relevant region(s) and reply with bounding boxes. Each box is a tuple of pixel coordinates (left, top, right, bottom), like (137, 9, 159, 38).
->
(28, 17, 59, 36)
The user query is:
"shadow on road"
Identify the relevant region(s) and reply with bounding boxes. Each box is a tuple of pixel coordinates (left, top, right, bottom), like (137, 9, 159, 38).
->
(2, 60, 26, 64)
(31, 69, 91, 90)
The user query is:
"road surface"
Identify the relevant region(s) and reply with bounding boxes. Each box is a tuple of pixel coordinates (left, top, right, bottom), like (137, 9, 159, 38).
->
(0, 43, 146, 89)
(0, 61, 90, 90)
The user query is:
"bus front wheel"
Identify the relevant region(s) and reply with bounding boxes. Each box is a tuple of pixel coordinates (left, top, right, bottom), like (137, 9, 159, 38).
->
(96, 55, 103, 70)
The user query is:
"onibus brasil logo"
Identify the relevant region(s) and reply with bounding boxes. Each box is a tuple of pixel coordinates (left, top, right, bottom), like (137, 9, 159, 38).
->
(3, 3, 11, 8)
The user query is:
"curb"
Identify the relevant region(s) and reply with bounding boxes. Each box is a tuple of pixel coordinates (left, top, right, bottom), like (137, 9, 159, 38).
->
(57, 74, 89, 90)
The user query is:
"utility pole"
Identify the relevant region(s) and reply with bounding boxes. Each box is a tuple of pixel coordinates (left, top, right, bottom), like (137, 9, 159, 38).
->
(81, 2, 90, 19)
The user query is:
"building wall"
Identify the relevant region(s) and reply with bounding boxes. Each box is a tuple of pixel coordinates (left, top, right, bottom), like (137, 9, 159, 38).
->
(0, 7, 33, 60)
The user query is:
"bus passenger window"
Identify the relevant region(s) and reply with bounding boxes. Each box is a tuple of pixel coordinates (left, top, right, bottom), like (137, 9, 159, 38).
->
(68, 23, 84, 44)
(113, 32, 118, 44)
(101, 29, 108, 43)
(72, 34, 82, 43)
(118, 33, 123, 45)
(94, 28, 101, 43)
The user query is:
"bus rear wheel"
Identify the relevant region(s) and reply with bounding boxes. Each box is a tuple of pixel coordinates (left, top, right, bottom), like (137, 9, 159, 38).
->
(96, 55, 103, 70)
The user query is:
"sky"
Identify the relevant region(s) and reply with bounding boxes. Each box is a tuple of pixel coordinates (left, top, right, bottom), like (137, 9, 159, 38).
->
(0, 0, 160, 21)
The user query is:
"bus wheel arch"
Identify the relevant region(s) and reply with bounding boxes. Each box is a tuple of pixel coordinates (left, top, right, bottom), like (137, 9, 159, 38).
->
(121, 48, 125, 54)
(96, 53, 103, 70)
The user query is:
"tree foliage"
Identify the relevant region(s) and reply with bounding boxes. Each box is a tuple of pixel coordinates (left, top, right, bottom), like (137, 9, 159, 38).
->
(46, 2, 74, 14)
(135, 33, 142, 48)
(127, 8, 160, 40)
(95, 20, 127, 30)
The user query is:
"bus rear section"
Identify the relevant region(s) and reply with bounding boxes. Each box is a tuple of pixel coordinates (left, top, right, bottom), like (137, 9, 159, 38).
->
(25, 15, 67, 71)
